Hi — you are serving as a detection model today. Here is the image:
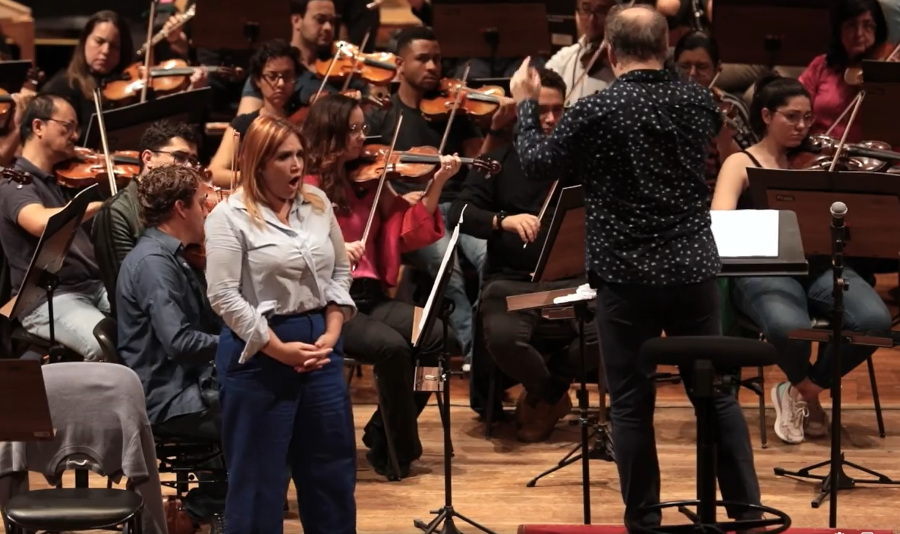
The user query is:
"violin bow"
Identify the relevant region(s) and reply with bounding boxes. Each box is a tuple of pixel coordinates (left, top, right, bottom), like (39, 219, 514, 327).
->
(419, 63, 471, 196)
(340, 31, 371, 92)
(355, 114, 404, 271)
(566, 41, 607, 107)
(140, 0, 158, 104)
(825, 92, 864, 138)
(828, 89, 866, 172)
(523, 180, 559, 249)
(92, 88, 119, 197)
(314, 44, 348, 104)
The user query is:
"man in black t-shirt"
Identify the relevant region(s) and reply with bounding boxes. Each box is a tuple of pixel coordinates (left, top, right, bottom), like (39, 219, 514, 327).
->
(0, 95, 109, 361)
(365, 26, 509, 364)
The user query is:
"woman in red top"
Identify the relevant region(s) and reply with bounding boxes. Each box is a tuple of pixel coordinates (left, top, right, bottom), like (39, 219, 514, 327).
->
(799, 0, 888, 143)
(301, 93, 462, 479)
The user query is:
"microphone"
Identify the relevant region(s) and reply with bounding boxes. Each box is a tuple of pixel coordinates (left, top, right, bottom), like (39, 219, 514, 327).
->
(831, 201, 847, 228)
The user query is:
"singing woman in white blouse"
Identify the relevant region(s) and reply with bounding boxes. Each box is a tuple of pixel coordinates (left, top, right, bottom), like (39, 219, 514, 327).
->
(205, 115, 357, 533)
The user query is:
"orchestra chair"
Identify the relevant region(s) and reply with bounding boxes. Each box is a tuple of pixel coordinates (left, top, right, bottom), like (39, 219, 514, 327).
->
(0, 363, 168, 533)
(0, 245, 81, 363)
(630, 336, 791, 534)
(92, 318, 227, 516)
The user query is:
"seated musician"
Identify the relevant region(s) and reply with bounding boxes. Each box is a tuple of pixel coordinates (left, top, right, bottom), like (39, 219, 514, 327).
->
(799, 0, 889, 143)
(302, 93, 461, 478)
(449, 68, 600, 442)
(365, 26, 507, 366)
(40, 11, 135, 139)
(545, 0, 617, 103)
(209, 40, 300, 188)
(116, 165, 221, 440)
(235, 0, 367, 116)
(713, 75, 892, 444)
(0, 95, 108, 361)
(672, 31, 752, 190)
(92, 120, 202, 308)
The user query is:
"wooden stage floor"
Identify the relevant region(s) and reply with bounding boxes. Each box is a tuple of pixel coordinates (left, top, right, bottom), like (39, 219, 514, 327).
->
(18, 276, 900, 533)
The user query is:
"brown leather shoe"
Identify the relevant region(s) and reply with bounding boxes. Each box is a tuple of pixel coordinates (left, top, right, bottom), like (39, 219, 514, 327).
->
(516, 392, 573, 443)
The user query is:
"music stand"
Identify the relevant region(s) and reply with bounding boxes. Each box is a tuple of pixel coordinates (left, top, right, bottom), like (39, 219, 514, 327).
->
(546, 0, 577, 53)
(412, 208, 497, 534)
(82, 88, 211, 151)
(0, 360, 54, 442)
(432, 0, 552, 76)
(190, 0, 290, 50)
(0, 60, 30, 93)
(713, 210, 809, 276)
(713, 0, 832, 68)
(861, 60, 900, 147)
(747, 168, 900, 258)
(532, 185, 584, 283)
(0, 184, 99, 363)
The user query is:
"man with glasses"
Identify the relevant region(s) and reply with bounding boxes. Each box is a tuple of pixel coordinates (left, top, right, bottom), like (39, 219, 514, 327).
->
(546, 0, 618, 104)
(0, 94, 110, 361)
(92, 119, 201, 313)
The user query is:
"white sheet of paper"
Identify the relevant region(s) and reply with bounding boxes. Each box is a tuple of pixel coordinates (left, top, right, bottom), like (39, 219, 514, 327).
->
(710, 210, 779, 258)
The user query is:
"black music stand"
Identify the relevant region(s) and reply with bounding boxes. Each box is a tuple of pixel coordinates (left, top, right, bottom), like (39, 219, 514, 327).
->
(412, 208, 497, 534)
(0, 184, 99, 363)
(713, 210, 809, 277)
(0, 360, 54, 441)
(860, 60, 900, 147)
(0, 60, 30, 93)
(517, 186, 611, 525)
(746, 169, 900, 526)
(712, 0, 832, 68)
(432, 0, 552, 76)
(82, 88, 211, 152)
(190, 0, 290, 50)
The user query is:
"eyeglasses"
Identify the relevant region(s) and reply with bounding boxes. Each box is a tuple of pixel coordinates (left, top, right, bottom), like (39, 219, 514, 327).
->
(775, 110, 816, 126)
(261, 72, 296, 84)
(42, 118, 79, 136)
(349, 123, 370, 136)
(676, 62, 714, 74)
(152, 149, 201, 167)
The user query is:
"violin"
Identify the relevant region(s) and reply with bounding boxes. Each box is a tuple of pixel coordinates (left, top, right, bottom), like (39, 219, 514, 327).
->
(710, 86, 757, 149)
(102, 60, 243, 106)
(349, 144, 502, 184)
(789, 134, 900, 172)
(419, 79, 507, 122)
(845, 41, 900, 85)
(315, 41, 397, 86)
(54, 147, 139, 190)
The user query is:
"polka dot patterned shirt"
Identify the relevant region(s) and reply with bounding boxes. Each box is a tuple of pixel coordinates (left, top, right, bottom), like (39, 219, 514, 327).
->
(515, 68, 723, 286)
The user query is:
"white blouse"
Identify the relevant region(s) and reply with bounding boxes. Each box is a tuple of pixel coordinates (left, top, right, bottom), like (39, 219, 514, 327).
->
(205, 186, 355, 363)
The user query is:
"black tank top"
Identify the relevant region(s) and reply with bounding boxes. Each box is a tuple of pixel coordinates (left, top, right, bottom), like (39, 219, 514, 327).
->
(737, 151, 760, 210)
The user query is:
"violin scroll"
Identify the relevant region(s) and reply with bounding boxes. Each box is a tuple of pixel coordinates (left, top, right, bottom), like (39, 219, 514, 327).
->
(472, 154, 502, 176)
(1, 166, 33, 186)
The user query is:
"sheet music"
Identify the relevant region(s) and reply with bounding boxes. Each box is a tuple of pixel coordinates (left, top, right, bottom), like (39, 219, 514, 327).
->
(710, 210, 779, 258)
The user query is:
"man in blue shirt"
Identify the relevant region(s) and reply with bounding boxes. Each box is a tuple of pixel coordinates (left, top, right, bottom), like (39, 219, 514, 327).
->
(116, 165, 221, 440)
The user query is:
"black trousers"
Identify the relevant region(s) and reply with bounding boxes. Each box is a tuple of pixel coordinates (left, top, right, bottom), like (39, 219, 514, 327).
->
(594, 278, 761, 527)
(480, 278, 601, 403)
(343, 280, 443, 464)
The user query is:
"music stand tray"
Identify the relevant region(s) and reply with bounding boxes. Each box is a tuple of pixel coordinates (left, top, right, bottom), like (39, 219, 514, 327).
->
(190, 0, 290, 50)
(532, 185, 584, 283)
(0, 60, 30, 93)
(0, 360, 54, 442)
(83, 88, 212, 152)
(1, 184, 99, 322)
(715, 210, 809, 276)
(747, 168, 900, 259)
(712, 0, 831, 67)
(432, 0, 552, 59)
(861, 60, 900, 146)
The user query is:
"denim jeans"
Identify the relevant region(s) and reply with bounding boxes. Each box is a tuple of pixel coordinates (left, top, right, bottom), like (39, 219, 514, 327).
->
(732, 266, 892, 389)
(20, 281, 110, 361)
(402, 202, 486, 358)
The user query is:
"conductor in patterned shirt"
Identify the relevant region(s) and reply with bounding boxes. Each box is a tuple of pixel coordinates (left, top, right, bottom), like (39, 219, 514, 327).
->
(508, 4, 762, 530)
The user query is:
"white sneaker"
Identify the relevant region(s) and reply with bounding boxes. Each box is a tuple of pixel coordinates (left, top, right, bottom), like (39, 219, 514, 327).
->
(771, 382, 807, 444)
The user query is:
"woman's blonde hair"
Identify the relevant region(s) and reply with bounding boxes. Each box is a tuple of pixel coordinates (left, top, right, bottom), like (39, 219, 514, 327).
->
(239, 115, 324, 225)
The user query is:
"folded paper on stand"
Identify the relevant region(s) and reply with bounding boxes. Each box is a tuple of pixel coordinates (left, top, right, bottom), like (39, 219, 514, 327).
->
(710, 210, 779, 258)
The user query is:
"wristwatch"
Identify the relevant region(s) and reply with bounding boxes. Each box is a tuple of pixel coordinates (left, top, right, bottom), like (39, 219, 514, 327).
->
(495, 210, 508, 230)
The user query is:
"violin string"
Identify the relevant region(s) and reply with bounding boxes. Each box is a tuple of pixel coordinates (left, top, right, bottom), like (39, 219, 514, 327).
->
(139, 0, 157, 104)
(357, 114, 404, 270)
(828, 90, 866, 172)
(92, 88, 119, 197)
(341, 32, 371, 93)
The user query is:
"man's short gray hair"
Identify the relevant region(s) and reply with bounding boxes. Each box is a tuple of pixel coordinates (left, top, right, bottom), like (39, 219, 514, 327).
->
(605, 4, 669, 64)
